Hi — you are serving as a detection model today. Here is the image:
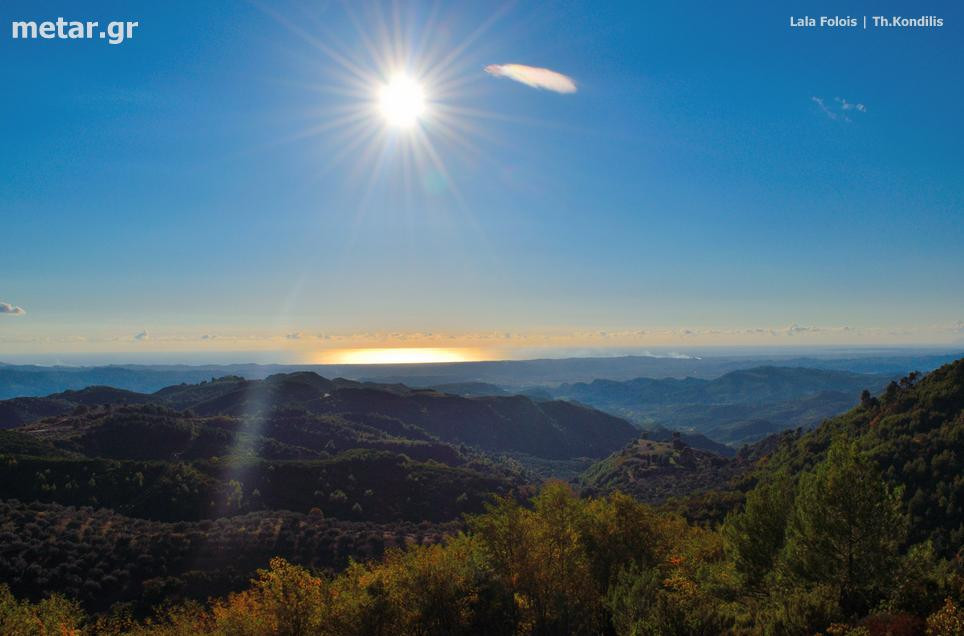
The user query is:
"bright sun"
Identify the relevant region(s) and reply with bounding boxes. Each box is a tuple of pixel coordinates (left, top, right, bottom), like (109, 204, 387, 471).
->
(378, 74, 426, 128)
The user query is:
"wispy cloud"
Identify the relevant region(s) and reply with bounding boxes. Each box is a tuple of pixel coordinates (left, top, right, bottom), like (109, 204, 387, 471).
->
(812, 96, 866, 122)
(485, 64, 577, 93)
(786, 323, 821, 335)
(0, 302, 26, 316)
(836, 97, 866, 113)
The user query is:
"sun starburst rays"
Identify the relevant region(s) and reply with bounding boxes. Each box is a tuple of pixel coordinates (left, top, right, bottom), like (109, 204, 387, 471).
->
(252, 1, 517, 217)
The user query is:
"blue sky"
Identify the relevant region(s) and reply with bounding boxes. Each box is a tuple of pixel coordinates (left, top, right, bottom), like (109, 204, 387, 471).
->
(1, 1, 962, 362)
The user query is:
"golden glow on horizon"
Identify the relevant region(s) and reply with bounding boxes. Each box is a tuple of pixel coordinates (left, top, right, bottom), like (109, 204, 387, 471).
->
(319, 347, 481, 365)
(378, 74, 427, 128)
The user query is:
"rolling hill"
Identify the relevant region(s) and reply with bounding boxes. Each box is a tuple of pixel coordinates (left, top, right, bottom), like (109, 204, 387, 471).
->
(0, 372, 647, 526)
(2, 372, 640, 460)
(580, 435, 748, 503)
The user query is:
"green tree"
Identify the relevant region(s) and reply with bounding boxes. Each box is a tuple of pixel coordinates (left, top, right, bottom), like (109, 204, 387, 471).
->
(779, 438, 908, 616)
(723, 471, 795, 589)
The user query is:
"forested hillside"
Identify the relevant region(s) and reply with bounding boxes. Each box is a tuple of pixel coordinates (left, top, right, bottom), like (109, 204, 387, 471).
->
(0, 360, 961, 634)
(743, 358, 964, 556)
(580, 434, 749, 503)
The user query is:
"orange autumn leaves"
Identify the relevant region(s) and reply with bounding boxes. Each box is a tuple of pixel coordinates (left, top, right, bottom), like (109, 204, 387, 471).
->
(133, 482, 724, 635)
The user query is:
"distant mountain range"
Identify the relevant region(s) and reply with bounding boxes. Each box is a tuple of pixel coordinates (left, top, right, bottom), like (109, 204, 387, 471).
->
(547, 366, 894, 446)
(0, 360, 931, 451)
(0, 349, 959, 398)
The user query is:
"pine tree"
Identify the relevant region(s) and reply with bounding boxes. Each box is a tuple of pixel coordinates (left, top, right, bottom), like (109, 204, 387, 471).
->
(779, 437, 907, 617)
(723, 471, 795, 589)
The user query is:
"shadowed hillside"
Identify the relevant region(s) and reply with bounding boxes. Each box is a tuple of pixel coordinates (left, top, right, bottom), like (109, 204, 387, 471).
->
(2, 372, 640, 460)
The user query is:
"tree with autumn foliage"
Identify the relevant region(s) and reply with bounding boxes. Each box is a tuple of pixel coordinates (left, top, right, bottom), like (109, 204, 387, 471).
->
(0, 583, 84, 635)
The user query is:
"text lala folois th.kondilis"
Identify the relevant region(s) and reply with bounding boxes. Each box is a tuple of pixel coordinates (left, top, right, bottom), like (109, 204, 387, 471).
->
(789, 15, 944, 28)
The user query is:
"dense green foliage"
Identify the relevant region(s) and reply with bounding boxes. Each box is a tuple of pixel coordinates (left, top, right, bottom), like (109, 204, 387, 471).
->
(780, 440, 907, 616)
(748, 359, 964, 556)
(722, 472, 795, 589)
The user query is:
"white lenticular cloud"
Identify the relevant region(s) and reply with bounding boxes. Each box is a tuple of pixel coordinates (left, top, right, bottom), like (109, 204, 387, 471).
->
(485, 64, 577, 94)
(0, 302, 26, 315)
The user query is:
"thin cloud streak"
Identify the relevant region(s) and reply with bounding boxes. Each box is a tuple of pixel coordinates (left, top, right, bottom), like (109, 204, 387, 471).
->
(485, 64, 577, 93)
(811, 96, 838, 120)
